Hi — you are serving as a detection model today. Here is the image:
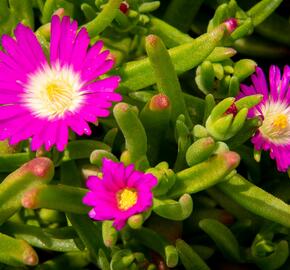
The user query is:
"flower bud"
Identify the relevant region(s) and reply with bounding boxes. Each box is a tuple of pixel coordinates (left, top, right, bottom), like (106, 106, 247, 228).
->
(206, 98, 251, 140)
(224, 18, 238, 33)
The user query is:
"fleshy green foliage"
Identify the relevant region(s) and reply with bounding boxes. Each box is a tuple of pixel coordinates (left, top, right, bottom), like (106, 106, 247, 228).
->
(0, 0, 289, 269)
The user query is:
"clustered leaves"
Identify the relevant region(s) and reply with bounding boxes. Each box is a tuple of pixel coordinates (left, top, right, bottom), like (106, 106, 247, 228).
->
(0, 0, 289, 269)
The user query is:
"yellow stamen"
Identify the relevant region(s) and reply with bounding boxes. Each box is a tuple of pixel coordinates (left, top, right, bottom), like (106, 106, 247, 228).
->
(117, 188, 138, 211)
(273, 114, 288, 130)
(45, 80, 74, 115)
(46, 80, 72, 101)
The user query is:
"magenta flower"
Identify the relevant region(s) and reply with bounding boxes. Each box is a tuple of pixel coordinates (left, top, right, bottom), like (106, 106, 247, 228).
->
(238, 65, 290, 172)
(83, 159, 158, 230)
(0, 15, 121, 151)
(224, 18, 238, 33)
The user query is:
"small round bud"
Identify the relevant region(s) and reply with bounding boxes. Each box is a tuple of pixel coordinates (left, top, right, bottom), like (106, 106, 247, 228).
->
(149, 94, 170, 111)
(53, 8, 65, 18)
(223, 151, 240, 169)
(22, 188, 39, 209)
(224, 18, 238, 33)
(23, 248, 39, 266)
(119, 1, 129, 14)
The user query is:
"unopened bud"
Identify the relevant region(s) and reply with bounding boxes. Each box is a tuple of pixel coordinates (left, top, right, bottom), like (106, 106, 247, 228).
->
(128, 214, 144, 229)
(23, 247, 39, 266)
(225, 103, 238, 116)
(223, 151, 240, 169)
(22, 188, 39, 209)
(119, 1, 129, 14)
(149, 94, 170, 111)
(53, 8, 65, 18)
(224, 18, 238, 33)
(107, 52, 117, 65)
(24, 157, 54, 179)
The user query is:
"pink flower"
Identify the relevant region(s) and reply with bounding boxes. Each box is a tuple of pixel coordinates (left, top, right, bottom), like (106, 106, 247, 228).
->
(238, 65, 290, 172)
(224, 18, 238, 33)
(0, 15, 121, 151)
(83, 159, 158, 230)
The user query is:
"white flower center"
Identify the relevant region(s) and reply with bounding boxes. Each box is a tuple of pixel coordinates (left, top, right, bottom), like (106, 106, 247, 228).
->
(258, 100, 290, 145)
(23, 64, 84, 119)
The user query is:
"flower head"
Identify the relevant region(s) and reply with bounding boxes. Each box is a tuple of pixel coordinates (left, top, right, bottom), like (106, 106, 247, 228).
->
(238, 65, 290, 172)
(83, 159, 158, 230)
(0, 15, 121, 151)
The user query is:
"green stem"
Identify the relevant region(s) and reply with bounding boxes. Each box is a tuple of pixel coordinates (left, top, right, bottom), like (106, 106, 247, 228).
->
(183, 93, 205, 124)
(199, 218, 241, 262)
(102, 221, 118, 247)
(167, 151, 240, 198)
(35, 251, 90, 270)
(1, 222, 79, 252)
(218, 174, 290, 228)
(62, 140, 111, 162)
(148, 17, 193, 48)
(81, 3, 97, 21)
(227, 116, 262, 149)
(67, 214, 109, 264)
(163, 0, 204, 32)
(117, 24, 225, 92)
(132, 228, 178, 268)
(41, 0, 57, 24)
(145, 35, 192, 128)
(90, 150, 118, 167)
(206, 187, 258, 222)
(83, 0, 122, 37)
(140, 94, 171, 165)
(0, 158, 54, 225)
(0, 232, 38, 266)
(185, 137, 216, 167)
(22, 184, 89, 214)
(113, 103, 149, 169)
(60, 160, 82, 186)
(176, 239, 210, 270)
(234, 36, 290, 59)
(255, 13, 290, 46)
(60, 159, 109, 265)
(0, 153, 31, 173)
(247, 0, 284, 26)
(153, 194, 193, 221)
(10, 0, 34, 29)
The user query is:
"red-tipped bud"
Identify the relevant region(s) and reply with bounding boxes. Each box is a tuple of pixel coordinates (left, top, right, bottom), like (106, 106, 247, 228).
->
(225, 103, 238, 116)
(224, 18, 238, 33)
(223, 151, 240, 169)
(22, 188, 39, 209)
(24, 157, 54, 179)
(107, 52, 117, 65)
(128, 214, 143, 229)
(23, 248, 39, 266)
(149, 94, 171, 111)
(119, 1, 129, 14)
(53, 8, 65, 18)
(146, 34, 158, 46)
